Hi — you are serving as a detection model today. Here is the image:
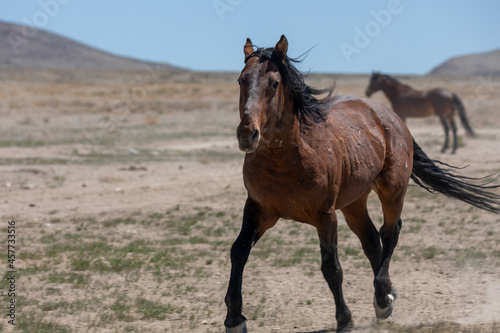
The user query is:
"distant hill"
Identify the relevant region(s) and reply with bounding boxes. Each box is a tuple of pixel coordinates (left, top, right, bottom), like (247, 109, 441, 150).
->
(429, 49, 500, 76)
(0, 20, 175, 70)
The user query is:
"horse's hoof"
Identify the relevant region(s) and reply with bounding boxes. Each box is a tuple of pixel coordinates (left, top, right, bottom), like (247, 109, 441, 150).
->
(336, 319, 354, 333)
(225, 321, 247, 333)
(374, 293, 395, 320)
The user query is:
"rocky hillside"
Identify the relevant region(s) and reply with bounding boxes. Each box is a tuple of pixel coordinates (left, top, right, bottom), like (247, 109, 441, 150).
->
(429, 48, 500, 76)
(0, 20, 174, 70)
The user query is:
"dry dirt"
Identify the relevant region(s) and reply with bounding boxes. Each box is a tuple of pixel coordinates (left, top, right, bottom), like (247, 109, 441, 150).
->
(0, 68, 499, 333)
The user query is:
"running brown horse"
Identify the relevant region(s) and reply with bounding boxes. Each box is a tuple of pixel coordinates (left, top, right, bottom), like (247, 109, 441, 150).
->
(224, 35, 499, 333)
(365, 72, 475, 154)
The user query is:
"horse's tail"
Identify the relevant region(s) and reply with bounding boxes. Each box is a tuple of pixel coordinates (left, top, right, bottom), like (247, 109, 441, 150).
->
(453, 93, 475, 137)
(411, 139, 499, 214)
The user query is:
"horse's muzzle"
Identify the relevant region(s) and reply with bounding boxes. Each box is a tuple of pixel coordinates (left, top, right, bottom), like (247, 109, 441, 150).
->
(237, 126, 260, 153)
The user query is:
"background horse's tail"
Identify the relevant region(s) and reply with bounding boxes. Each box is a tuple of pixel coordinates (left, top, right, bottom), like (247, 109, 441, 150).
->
(411, 139, 499, 214)
(452, 93, 475, 137)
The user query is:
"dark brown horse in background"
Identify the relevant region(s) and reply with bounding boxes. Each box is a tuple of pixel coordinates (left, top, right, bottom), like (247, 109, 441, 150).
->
(365, 72, 475, 154)
(224, 35, 499, 333)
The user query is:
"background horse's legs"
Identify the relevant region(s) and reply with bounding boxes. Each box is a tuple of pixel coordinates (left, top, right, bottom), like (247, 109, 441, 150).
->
(439, 115, 450, 153)
(317, 211, 353, 331)
(224, 198, 277, 333)
(341, 194, 382, 276)
(450, 117, 458, 154)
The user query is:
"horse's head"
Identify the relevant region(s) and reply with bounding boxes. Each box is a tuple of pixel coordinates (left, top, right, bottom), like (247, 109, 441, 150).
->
(365, 72, 383, 97)
(236, 35, 289, 153)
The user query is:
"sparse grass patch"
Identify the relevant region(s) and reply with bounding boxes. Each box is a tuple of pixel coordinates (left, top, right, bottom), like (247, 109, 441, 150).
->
(92, 254, 144, 273)
(453, 247, 487, 267)
(249, 296, 267, 321)
(118, 239, 155, 254)
(251, 243, 274, 260)
(111, 295, 134, 322)
(273, 247, 318, 267)
(343, 246, 361, 258)
(102, 216, 138, 227)
(136, 297, 175, 320)
(406, 217, 427, 224)
(18, 312, 72, 333)
(51, 175, 66, 187)
(422, 246, 439, 260)
(406, 224, 422, 233)
(19, 250, 44, 261)
(124, 325, 140, 333)
(70, 255, 91, 271)
(40, 300, 70, 312)
(40, 232, 59, 244)
(47, 271, 89, 286)
(23, 262, 52, 275)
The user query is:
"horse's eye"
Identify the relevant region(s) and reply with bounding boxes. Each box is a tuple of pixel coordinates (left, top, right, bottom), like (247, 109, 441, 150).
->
(272, 81, 280, 90)
(237, 79, 241, 86)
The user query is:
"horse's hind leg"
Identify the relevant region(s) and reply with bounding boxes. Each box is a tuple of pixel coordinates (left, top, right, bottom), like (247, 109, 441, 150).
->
(374, 217, 401, 319)
(342, 193, 399, 320)
(439, 115, 450, 153)
(341, 192, 382, 276)
(316, 210, 353, 332)
(450, 118, 458, 154)
(371, 173, 408, 320)
(224, 198, 278, 333)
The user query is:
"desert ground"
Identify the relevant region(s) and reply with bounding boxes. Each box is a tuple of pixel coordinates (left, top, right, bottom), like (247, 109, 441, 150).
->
(0, 67, 499, 333)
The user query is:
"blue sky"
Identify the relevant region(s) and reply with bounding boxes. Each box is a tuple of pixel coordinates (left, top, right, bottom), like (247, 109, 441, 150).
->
(1, 0, 499, 74)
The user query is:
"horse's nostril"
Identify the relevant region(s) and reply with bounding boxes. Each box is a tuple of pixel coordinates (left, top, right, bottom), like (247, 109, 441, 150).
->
(251, 129, 259, 142)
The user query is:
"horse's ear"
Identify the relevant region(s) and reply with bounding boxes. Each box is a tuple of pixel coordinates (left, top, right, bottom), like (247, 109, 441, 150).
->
(244, 38, 254, 58)
(274, 34, 288, 60)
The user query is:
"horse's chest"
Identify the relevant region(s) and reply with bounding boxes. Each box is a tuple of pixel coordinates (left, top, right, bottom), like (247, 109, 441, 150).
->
(243, 165, 328, 220)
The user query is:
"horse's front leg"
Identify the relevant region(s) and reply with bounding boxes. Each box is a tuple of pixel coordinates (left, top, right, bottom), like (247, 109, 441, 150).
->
(224, 197, 277, 333)
(317, 210, 353, 332)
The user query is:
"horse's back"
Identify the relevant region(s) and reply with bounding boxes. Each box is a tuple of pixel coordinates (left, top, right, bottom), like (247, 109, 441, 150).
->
(427, 87, 453, 99)
(327, 95, 412, 143)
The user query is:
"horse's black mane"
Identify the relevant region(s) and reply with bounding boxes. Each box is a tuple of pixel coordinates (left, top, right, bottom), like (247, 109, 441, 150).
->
(245, 47, 333, 124)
